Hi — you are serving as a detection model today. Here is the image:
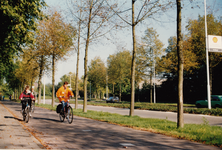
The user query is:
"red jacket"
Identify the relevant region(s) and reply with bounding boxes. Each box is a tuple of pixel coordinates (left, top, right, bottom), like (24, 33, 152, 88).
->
(19, 91, 34, 101)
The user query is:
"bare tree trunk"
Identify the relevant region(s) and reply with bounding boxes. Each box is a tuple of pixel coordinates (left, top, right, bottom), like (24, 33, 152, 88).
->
(150, 72, 153, 104)
(75, 20, 81, 109)
(52, 53, 55, 107)
(130, 0, 136, 116)
(83, 0, 93, 112)
(177, 0, 184, 128)
(38, 55, 44, 105)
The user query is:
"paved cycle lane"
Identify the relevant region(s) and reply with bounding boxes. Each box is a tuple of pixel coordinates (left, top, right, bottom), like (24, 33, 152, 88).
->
(0, 100, 45, 149)
(1, 100, 221, 150)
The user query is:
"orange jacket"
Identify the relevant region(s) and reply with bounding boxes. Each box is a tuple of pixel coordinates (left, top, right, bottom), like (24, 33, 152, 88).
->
(56, 86, 74, 102)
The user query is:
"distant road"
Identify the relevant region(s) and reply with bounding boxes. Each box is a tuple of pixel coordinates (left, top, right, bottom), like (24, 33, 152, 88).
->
(43, 99, 222, 127)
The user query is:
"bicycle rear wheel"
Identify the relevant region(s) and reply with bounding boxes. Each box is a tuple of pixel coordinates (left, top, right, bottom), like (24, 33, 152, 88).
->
(67, 106, 73, 124)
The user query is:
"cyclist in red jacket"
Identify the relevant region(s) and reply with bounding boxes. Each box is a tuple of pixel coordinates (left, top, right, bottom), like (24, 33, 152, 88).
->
(19, 85, 34, 115)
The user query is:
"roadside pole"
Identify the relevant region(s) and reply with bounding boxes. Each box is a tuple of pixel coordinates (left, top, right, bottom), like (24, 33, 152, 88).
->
(204, 0, 211, 109)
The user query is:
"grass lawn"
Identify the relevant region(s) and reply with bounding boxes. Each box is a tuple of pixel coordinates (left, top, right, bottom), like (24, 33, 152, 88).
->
(36, 103, 222, 148)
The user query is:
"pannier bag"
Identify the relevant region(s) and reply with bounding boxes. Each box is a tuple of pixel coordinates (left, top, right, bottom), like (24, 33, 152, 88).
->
(56, 104, 62, 113)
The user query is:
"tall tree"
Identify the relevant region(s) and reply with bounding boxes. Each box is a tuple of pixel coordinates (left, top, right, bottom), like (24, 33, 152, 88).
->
(176, 0, 184, 128)
(157, 36, 199, 75)
(66, 0, 86, 109)
(186, 14, 222, 93)
(0, 0, 46, 80)
(88, 57, 106, 99)
(107, 0, 172, 116)
(38, 10, 76, 107)
(82, 0, 116, 112)
(137, 27, 165, 103)
(107, 50, 131, 101)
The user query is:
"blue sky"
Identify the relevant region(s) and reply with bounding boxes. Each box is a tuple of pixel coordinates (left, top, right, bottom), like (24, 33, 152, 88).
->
(43, 0, 222, 84)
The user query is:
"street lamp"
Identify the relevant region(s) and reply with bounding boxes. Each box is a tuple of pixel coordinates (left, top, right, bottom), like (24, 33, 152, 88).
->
(153, 55, 156, 104)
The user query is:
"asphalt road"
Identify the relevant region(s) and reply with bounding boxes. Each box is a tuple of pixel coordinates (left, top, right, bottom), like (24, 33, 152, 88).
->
(43, 99, 222, 127)
(1, 100, 221, 150)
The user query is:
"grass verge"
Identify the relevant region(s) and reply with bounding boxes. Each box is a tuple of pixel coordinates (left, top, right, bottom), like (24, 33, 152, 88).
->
(36, 103, 222, 148)
(68, 100, 222, 116)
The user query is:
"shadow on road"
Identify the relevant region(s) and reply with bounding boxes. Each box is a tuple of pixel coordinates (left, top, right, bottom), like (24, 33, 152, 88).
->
(4, 116, 23, 121)
(33, 117, 60, 123)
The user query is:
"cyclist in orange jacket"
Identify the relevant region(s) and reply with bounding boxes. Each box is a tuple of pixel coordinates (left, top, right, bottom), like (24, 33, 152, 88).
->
(56, 81, 74, 112)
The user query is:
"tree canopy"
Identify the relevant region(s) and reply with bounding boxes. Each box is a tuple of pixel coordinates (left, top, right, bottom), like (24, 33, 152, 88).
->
(0, 0, 46, 80)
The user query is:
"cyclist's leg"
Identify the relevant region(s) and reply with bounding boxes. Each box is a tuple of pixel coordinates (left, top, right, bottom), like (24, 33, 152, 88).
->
(28, 99, 32, 112)
(61, 101, 65, 111)
(64, 102, 68, 113)
(22, 100, 26, 110)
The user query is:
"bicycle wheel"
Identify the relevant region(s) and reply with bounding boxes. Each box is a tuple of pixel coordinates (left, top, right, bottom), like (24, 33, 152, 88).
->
(66, 106, 73, 124)
(22, 110, 26, 121)
(24, 107, 29, 123)
(59, 112, 65, 122)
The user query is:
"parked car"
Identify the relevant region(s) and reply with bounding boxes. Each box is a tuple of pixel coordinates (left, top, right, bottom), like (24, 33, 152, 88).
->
(106, 97, 119, 103)
(195, 95, 222, 108)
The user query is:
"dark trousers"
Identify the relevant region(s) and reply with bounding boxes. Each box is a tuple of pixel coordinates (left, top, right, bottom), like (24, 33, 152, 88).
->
(21, 100, 32, 111)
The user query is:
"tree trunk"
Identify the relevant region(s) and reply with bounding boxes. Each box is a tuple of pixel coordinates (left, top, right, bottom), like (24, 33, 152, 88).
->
(95, 89, 97, 99)
(14, 89, 16, 99)
(83, 0, 93, 112)
(209, 59, 213, 94)
(38, 55, 44, 105)
(130, 0, 136, 116)
(177, 0, 184, 128)
(75, 19, 81, 109)
(150, 71, 153, 104)
(119, 83, 122, 102)
(52, 53, 55, 107)
(112, 84, 115, 97)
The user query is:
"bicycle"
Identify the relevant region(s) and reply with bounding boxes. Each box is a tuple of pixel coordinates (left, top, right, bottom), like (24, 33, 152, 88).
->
(22, 100, 30, 123)
(58, 98, 73, 124)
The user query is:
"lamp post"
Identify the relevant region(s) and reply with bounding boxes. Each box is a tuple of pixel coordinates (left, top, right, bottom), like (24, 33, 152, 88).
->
(153, 56, 156, 103)
(106, 68, 108, 99)
(204, 0, 211, 109)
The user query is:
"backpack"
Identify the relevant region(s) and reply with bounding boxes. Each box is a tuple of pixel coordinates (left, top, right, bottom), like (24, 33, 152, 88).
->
(56, 104, 62, 113)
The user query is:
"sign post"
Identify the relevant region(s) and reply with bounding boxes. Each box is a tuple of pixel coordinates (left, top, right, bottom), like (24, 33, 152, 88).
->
(204, 0, 211, 109)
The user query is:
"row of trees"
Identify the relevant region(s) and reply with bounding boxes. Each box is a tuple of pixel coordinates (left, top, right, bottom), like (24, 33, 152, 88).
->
(1, 0, 221, 129)
(61, 13, 221, 106)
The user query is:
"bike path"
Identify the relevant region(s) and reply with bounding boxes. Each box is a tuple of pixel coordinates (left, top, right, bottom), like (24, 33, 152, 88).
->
(44, 99, 222, 127)
(2, 100, 221, 150)
(0, 100, 45, 149)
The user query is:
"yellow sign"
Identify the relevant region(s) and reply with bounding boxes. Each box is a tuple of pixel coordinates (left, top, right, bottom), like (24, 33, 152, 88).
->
(212, 37, 218, 43)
